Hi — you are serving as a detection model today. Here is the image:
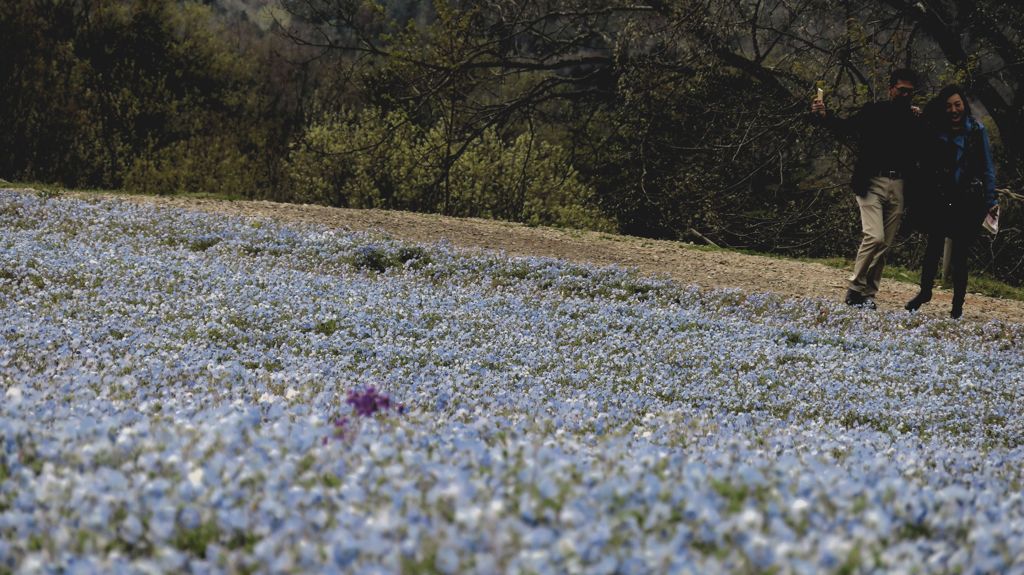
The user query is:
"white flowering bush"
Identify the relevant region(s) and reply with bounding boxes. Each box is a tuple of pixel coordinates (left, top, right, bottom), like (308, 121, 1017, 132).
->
(2, 189, 1024, 574)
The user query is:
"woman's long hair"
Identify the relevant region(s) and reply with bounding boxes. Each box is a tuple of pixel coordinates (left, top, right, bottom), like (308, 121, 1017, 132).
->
(924, 84, 974, 132)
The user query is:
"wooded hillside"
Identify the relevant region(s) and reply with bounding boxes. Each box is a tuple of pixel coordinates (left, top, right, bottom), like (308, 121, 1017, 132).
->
(3, 0, 1022, 282)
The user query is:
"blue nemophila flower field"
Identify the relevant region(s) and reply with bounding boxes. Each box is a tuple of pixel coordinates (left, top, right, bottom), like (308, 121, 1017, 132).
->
(2, 189, 1024, 574)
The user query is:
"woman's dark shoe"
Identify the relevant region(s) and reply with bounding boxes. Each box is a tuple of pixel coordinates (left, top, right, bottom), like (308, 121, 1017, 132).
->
(950, 292, 965, 319)
(904, 289, 932, 312)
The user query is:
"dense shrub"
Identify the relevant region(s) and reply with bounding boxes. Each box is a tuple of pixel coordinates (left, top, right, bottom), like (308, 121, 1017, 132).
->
(124, 136, 259, 197)
(285, 107, 614, 231)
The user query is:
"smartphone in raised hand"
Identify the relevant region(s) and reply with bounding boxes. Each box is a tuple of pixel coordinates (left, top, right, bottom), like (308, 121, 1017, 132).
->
(811, 81, 826, 116)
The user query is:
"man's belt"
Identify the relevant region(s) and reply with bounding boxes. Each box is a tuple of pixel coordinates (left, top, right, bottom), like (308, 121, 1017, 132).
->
(877, 169, 903, 179)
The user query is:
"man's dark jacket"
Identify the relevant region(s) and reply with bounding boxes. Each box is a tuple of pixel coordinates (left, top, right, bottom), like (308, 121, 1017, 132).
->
(816, 100, 929, 200)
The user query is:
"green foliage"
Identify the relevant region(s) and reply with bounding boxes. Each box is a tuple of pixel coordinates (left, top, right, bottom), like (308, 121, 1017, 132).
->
(0, 0, 296, 196)
(349, 243, 432, 272)
(124, 136, 260, 197)
(187, 236, 222, 252)
(286, 107, 614, 231)
(314, 319, 342, 337)
(284, 107, 425, 209)
(171, 521, 221, 557)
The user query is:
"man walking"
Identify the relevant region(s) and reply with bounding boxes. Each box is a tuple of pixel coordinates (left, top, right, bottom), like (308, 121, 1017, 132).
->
(812, 69, 927, 309)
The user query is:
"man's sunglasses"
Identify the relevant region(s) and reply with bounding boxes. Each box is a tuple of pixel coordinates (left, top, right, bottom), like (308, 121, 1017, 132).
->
(894, 87, 915, 95)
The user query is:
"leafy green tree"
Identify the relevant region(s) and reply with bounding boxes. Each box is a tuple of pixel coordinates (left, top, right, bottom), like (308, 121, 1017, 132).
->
(0, 0, 298, 196)
(285, 106, 612, 229)
(0, 0, 86, 183)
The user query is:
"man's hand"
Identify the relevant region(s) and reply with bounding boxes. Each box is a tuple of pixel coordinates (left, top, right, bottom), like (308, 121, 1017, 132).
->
(811, 98, 826, 118)
(989, 204, 1000, 217)
(911, 105, 922, 116)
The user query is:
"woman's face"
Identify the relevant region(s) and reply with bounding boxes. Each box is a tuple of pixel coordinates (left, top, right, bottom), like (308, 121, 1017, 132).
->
(946, 94, 966, 128)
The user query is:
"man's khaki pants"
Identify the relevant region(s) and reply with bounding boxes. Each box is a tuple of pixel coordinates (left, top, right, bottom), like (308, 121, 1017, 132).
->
(849, 176, 904, 297)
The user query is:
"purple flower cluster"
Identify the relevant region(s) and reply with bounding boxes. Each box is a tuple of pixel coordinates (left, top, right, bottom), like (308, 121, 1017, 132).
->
(345, 386, 399, 417)
(323, 387, 405, 444)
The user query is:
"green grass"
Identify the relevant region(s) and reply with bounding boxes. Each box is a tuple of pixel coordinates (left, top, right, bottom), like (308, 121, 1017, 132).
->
(967, 274, 1024, 301)
(809, 256, 1024, 302)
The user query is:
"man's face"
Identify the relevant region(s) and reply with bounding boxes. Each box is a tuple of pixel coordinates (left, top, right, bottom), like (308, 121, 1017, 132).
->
(889, 80, 915, 107)
(946, 94, 966, 126)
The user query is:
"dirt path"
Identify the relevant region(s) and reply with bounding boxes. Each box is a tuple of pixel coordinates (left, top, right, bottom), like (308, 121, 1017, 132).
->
(51, 191, 1024, 324)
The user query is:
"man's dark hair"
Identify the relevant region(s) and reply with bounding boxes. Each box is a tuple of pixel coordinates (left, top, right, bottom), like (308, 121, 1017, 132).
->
(889, 68, 919, 87)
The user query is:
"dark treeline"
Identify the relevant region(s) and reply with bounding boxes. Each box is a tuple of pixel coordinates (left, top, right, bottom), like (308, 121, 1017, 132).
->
(0, 0, 309, 200)
(3, 0, 1024, 283)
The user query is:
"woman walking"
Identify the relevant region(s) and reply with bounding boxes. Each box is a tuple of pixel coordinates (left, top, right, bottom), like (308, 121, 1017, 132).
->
(905, 85, 999, 319)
